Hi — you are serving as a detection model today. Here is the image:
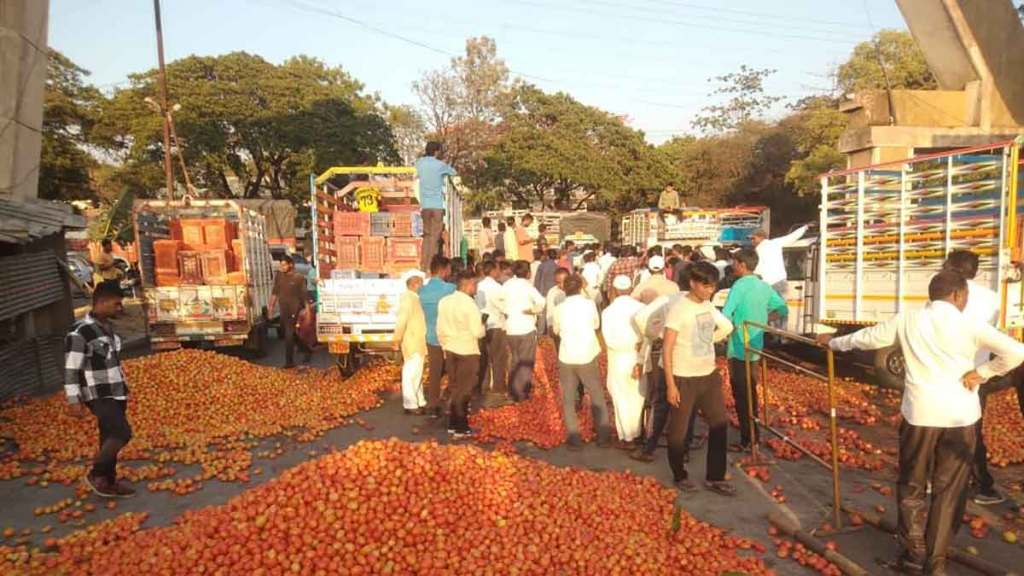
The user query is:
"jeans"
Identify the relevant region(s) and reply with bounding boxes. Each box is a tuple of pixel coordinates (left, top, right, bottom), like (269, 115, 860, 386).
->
(420, 208, 444, 271)
(85, 398, 132, 482)
(426, 344, 446, 412)
(482, 328, 509, 394)
(445, 352, 479, 432)
(729, 357, 759, 446)
(667, 372, 728, 482)
(559, 359, 610, 443)
(507, 332, 537, 401)
(643, 368, 695, 454)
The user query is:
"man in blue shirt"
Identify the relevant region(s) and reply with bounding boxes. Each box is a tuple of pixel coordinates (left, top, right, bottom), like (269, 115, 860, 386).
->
(722, 248, 787, 451)
(418, 255, 456, 418)
(414, 142, 457, 272)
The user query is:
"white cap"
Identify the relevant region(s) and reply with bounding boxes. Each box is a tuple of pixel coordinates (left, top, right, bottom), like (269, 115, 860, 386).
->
(612, 275, 632, 290)
(648, 255, 665, 271)
(400, 269, 426, 283)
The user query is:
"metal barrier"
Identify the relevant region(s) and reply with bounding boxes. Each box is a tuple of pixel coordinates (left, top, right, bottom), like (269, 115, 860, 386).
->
(741, 320, 842, 529)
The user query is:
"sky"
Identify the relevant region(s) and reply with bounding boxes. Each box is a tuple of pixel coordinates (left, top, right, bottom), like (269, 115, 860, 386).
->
(49, 0, 908, 144)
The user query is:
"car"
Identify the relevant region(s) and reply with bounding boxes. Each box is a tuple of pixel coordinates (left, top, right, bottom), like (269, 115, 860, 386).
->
(66, 253, 95, 295)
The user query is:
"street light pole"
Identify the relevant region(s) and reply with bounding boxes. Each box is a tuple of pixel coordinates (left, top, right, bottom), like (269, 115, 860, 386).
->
(153, 0, 174, 199)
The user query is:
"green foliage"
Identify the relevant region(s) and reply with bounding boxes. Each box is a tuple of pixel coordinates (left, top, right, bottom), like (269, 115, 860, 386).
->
(835, 30, 936, 95)
(39, 50, 102, 201)
(96, 52, 397, 201)
(782, 96, 848, 195)
(692, 66, 783, 134)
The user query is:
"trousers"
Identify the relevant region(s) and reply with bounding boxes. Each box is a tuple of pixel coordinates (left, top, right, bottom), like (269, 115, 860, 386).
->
(559, 359, 610, 443)
(667, 372, 729, 482)
(897, 421, 975, 574)
(445, 352, 479, 432)
(421, 209, 444, 270)
(426, 344, 446, 412)
(481, 328, 509, 394)
(729, 357, 760, 446)
(507, 332, 537, 401)
(86, 398, 132, 481)
(607, 348, 644, 442)
(401, 352, 426, 410)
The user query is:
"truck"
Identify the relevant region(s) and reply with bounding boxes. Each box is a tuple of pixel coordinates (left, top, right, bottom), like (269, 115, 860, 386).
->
(620, 206, 770, 250)
(133, 198, 276, 354)
(311, 166, 463, 376)
(778, 139, 1024, 388)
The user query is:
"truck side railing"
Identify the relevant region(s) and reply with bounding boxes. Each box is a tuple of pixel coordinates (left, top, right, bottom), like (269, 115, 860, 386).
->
(741, 320, 842, 529)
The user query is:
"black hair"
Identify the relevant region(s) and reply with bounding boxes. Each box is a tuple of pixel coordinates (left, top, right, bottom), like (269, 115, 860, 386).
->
(681, 245, 693, 255)
(481, 216, 491, 227)
(538, 223, 547, 231)
(533, 248, 542, 259)
(666, 256, 680, 269)
(498, 222, 506, 232)
(456, 268, 477, 285)
(506, 216, 516, 226)
(609, 245, 621, 258)
(943, 250, 980, 280)
(688, 261, 720, 287)
(583, 251, 596, 263)
(563, 274, 584, 296)
(92, 281, 123, 304)
(510, 260, 530, 279)
(425, 141, 442, 156)
(430, 255, 451, 274)
(481, 260, 497, 276)
(522, 213, 533, 223)
(929, 270, 967, 301)
(499, 260, 513, 272)
(546, 248, 558, 260)
(554, 267, 570, 279)
(732, 248, 758, 271)
(101, 239, 113, 248)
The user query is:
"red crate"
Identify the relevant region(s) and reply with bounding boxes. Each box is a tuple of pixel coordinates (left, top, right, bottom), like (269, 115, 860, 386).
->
(387, 238, 422, 268)
(199, 250, 230, 283)
(336, 237, 360, 269)
(334, 211, 370, 237)
(360, 237, 386, 271)
(230, 239, 245, 271)
(154, 239, 182, 272)
(390, 212, 419, 237)
(178, 251, 203, 284)
(202, 219, 235, 247)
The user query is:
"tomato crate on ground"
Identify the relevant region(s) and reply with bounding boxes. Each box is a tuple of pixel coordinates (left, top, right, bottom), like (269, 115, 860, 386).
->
(360, 236, 386, 271)
(333, 211, 370, 237)
(336, 236, 360, 269)
(391, 212, 422, 237)
(370, 212, 393, 237)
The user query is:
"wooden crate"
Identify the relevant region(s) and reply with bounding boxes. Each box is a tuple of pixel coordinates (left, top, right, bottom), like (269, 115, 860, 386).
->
(336, 237, 360, 269)
(199, 250, 230, 283)
(387, 238, 422, 270)
(179, 219, 206, 247)
(178, 251, 203, 284)
(334, 211, 370, 237)
(202, 219, 236, 248)
(360, 237, 386, 271)
(155, 273, 180, 287)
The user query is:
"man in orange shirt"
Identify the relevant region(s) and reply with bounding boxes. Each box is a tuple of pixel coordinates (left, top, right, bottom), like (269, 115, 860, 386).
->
(516, 214, 535, 263)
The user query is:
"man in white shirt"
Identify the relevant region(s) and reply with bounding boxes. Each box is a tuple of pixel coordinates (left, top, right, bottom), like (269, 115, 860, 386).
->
(631, 255, 680, 300)
(478, 217, 495, 254)
(580, 251, 602, 302)
(941, 250, 1004, 506)
(819, 271, 1024, 575)
(602, 275, 646, 445)
(553, 274, 609, 450)
(475, 260, 508, 403)
(545, 267, 569, 344)
(436, 269, 486, 438)
(498, 260, 546, 401)
(597, 244, 617, 287)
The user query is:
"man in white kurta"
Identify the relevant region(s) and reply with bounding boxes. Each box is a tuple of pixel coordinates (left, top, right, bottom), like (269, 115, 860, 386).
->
(602, 275, 646, 442)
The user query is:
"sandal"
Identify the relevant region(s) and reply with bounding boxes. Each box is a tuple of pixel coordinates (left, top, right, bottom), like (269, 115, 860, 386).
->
(704, 480, 737, 497)
(675, 479, 699, 493)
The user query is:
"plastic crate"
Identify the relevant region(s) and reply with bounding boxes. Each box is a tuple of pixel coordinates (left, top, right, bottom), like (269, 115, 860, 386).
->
(336, 237, 360, 269)
(370, 212, 393, 237)
(391, 212, 423, 237)
(334, 211, 370, 236)
(179, 220, 205, 247)
(361, 237, 386, 271)
(202, 219, 236, 247)
(387, 238, 422, 269)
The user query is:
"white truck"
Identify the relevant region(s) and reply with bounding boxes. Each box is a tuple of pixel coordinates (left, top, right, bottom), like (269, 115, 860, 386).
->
(775, 139, 1024, 388)
(620, 206, 770, 250)
(133, 198, 276, 353)
(311, 166, 462, 375)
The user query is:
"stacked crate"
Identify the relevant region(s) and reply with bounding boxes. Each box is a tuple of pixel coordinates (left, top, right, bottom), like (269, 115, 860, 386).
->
(156, 218, 246, 286)
(332, 209, 423, 274)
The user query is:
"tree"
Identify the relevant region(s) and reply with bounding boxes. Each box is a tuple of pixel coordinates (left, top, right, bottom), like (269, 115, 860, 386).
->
(413, 37, 510, 183)
(387, 105, 426, 165)
(783, 96, 848, 195)
(39, 50, 103, 201)
(96, 52, 397, 201)
(475, 85, 672, 212)
(692, 66, 783, 134)
(835, 30, 936, 95)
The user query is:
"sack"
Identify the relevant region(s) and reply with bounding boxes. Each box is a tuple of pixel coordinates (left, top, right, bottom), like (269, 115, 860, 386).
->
(296, 307, 317, 350)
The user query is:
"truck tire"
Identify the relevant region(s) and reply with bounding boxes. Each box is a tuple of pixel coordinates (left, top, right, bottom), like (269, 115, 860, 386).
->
(247, 323, 268, 358)
(872, 345, 905, 390)
(336, 349, 357, 378)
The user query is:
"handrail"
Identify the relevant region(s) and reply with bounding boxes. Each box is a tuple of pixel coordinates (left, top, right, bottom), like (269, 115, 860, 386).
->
(741, 320, 842, 529)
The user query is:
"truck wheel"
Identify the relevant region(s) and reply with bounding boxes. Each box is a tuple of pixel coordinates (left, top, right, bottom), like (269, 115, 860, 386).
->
(247, 324, 268, 358)
(872, 345, 905, 390)
(336, 351, 357, 378)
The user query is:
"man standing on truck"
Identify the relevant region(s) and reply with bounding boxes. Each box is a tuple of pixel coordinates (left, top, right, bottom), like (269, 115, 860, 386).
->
(419, 256, 456, 419)
(818, 271, 1024, 576)
(269, 256, 311, 369)
(66, 282, 135, 498)
(722, 248, 787, 451)
(436, 269, 486, 438)
(415, 142, 457, 272)
(394, 270, 427, 415)
(750, 225, 808, 315)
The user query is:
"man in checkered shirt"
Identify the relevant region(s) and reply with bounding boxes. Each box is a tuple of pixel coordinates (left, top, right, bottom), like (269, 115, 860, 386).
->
(603, 244, 642, 295)
(65, 282, 135, 498)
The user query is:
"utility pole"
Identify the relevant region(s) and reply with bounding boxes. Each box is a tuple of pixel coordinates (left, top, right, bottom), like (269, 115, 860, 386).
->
(153, 0, 175, 199)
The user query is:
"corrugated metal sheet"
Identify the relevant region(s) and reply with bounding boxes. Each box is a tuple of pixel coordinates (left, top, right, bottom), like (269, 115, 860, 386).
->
(0, 251, 65, 321)
(0, 336, 63, 401)
(0, 198, 85, 244)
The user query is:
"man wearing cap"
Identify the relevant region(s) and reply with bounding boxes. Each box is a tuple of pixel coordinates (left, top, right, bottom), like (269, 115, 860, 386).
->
(602, 275, 646, 445)
(631, 255, 680, 300)
(394, 270, 427, 414)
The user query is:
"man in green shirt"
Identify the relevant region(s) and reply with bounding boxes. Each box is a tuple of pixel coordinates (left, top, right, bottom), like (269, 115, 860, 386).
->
(722, 248, 787, 451)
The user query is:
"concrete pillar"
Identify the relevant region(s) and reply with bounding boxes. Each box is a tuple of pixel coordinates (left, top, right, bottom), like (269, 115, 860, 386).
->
(0, 0, 49, 202)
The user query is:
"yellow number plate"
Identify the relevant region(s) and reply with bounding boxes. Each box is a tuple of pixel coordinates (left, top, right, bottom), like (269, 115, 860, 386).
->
(329, 341, 350, 354)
